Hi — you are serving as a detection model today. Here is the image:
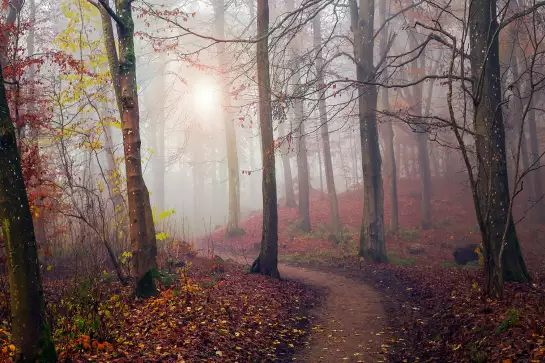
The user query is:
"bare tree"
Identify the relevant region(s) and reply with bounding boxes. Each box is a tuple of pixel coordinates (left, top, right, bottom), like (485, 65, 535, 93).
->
(313, 12, 341, 237)
(351, 0, 387, 262)
(251, 0, 280, 278)
(213, 0, 244, 236)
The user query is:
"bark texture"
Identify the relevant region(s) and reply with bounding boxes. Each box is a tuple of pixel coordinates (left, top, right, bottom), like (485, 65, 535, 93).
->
(469, 0, 530, 297)
(102, 0, 159, 297)
(351, 0, 386, 262)
(0, 53, 56, 362)
(251, 0, 279, 278)
(98, 1, 126, 221)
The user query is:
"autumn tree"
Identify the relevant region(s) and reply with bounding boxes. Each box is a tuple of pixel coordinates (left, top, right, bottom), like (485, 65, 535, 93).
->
(0, 38, 56, 362)
(251, 0, 279, 278)
(92, 0, 158, 298)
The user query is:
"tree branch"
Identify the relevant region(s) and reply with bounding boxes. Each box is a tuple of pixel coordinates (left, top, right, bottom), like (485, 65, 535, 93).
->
(94, 0, 124, 28)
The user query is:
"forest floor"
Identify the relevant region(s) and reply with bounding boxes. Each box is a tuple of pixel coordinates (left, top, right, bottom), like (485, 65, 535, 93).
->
(0, 255, 316, 362)
(212, 176, 545, 362)
(219, 250, 389, 362)
(1, 177, 545, 362)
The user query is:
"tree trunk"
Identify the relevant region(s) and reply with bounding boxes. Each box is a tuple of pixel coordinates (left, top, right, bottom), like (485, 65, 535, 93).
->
(527, 93, 545, 222)
(112, 0, 158, 298)
(251, 0, 279, 278)
(286, 0, 310, 231)
(26, 0, 47, 245)
(278, 122, 297, 207)
(0, 54, 56, 362)
(378, 0, 398, 232)
(416, 132, 432, 228)
(316, 125, 324, 199)
(506, 48, 532, 206)
(296, 110, 311, 232)
(192, 163, 201, 228)
(351, 0, 386, 262)
(312, 21, 342, 234)
(214, 0, 242, 236)
(469, 0, 530, 297)
(98, 0, 128, 242)
(154, 55, 166, 213)
(411, 46, 433, 229)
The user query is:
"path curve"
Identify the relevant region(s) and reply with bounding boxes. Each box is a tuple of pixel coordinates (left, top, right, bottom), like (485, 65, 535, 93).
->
(217, 251, 387, 362)
(282, 264, 386, 363)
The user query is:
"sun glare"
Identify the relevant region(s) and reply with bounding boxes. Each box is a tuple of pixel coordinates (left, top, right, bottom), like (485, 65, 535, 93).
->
(192, 79, 221, 116)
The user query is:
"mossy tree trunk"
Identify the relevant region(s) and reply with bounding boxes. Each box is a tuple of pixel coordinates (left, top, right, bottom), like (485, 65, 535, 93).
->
(251, 0, 279, 278)
(468, 0, 530, 297)
(98, 0, 128, 235)
(351, 0, 387, 263)
(0, 50, 56, 362)
(98, 0, 158, 298)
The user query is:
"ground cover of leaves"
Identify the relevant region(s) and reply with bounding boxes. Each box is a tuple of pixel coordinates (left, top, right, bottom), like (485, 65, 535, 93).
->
(215, 176, 545, 362)
(0, 257, 315, 362)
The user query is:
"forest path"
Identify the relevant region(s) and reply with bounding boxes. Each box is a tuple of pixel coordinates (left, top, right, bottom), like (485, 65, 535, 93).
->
(281, 264, 387, 362)
(217, 251, 387, 362)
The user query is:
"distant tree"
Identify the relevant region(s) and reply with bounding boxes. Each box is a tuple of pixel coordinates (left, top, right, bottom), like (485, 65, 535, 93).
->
(407, 33, 432, 229)
(278, 121, 297, 208)
(313, 12, 341, 237)
(377, 0, 398, 232)
(213, 0, 244, 237)
(286, 0, 310, 232)
(251, 0, 279, 278)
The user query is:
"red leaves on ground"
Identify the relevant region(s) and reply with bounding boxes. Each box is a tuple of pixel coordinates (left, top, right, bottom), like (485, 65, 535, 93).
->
(215, 176, 545, 361)
(0, 257, 313, 362)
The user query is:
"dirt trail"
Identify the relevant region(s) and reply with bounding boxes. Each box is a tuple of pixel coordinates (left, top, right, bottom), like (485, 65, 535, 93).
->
(284, 265, 386, 363)
(219, 251, 387, 362)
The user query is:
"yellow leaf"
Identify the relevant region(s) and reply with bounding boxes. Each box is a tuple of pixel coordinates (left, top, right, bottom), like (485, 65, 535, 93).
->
(9, 344, 15, 352)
